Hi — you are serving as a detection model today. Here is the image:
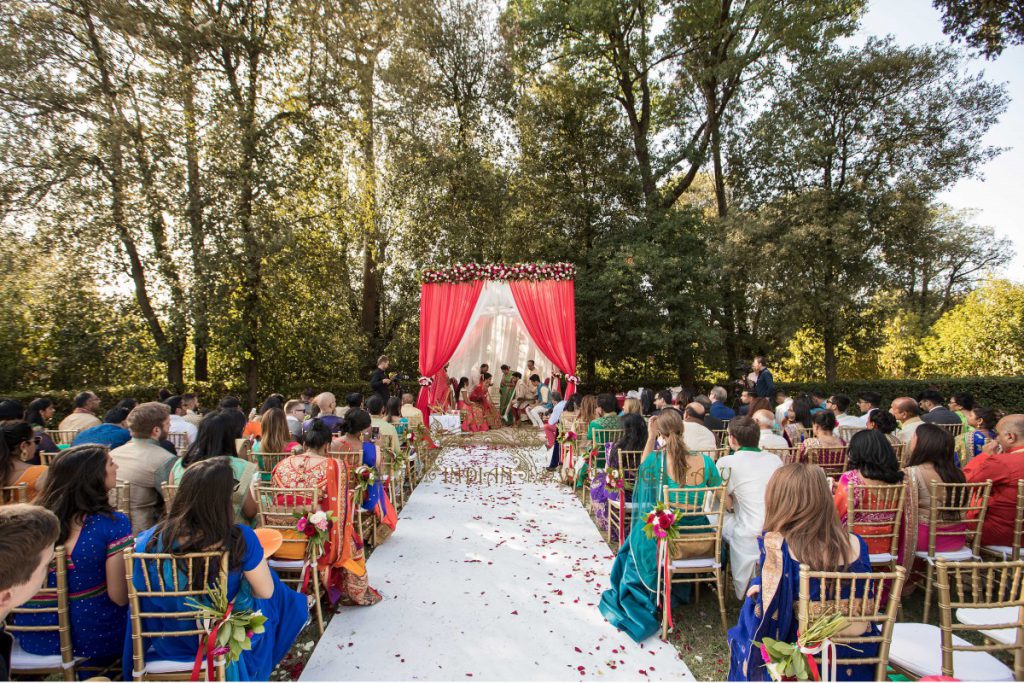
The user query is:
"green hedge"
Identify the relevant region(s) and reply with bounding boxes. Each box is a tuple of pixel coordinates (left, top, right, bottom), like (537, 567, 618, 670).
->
(777, 377, 1024, 414)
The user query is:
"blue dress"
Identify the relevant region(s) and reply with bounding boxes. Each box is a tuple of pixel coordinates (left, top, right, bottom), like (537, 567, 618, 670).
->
(727, 533, 878, 681)
(15, 512, 133, 663)
(599, 452, 722, 643)
(122, 524, 307, 681)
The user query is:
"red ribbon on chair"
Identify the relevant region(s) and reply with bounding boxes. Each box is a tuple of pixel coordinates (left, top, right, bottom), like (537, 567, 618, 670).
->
(663, 541, 674, 632)
(191, 601, 234, 682)
(301, 561, 312, 594)
(617, 490, 625, 546)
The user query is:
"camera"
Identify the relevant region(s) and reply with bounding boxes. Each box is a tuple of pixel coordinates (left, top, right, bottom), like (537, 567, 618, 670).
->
(391, 372, 410, 382)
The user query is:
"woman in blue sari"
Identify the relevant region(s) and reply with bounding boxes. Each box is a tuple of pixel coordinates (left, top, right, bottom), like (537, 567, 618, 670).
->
(124, 458, 307, 681)
(599, 409, 722, 643)
(728, 463, 879, 682)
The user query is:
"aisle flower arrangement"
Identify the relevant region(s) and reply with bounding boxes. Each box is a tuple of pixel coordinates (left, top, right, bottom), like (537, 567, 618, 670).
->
(755, 611, 851, 681)
(294, 510, 335, 562)
(353, 465, 378, 503)
(643, 501, 680, 541)
(184, 585, 267, 676)
(420, 262, 576, 283)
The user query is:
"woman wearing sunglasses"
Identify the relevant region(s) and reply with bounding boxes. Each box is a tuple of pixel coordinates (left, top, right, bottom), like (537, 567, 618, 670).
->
(1, 421, 48, 500)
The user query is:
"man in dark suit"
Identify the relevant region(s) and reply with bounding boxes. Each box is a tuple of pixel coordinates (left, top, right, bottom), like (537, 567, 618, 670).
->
(918, 389, 961, 426)
(370, 355, 392, 405)
(752, 356, 776, 400)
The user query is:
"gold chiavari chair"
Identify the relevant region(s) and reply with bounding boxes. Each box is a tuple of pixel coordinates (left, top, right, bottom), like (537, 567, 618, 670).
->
(7, 546, 78, 681)
(915, 480, 992, 623)
(606, 450, 644, 549)
(160, 483, 178, 513)
(846, 483, 906, 576)
(837, 425, 866, 443)
(798, 564, 906, 682)
(251, 451, 293, 482)
(806, 445, 849, 479)
(892, 440, 909, 468)
(46, 430, 78, 448)
(332, 450, 375, 546)
(786, 425, 813, 445)
(661, 482, 730, 635)
(124, 549, 229, 681)
(585, 429, 624, 506)
(937, 422, 966, 439)
(109, 480, 132, 517)
(890, 559, 1023, 680)
(1, 482, 28, 504)
(763, 446, 802, 465)
(711, 429, 729, 449)
(254, 484, 325, 635)
(981, 480, 1024, 562)
(167, 432, 189, 454)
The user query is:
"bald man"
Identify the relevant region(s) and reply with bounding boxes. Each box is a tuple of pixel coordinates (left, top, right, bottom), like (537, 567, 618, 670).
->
(682, 402, 717, 452)
(889, 397, 923, 444)
(753, 409, 789, 451)
(964, 414, 1024, 547)
(304, 392, 341, 432)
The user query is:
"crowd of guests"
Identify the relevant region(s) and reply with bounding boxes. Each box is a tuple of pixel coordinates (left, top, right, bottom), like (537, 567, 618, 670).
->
(0, 386, 414, 679)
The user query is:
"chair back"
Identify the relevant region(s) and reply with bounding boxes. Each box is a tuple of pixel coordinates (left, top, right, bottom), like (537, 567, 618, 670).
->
(161, 482, 178, 513)
(711, 429, 729, 448)
(1008, 480, 1024, 561)
(837, 426, 865, 443)
(109, 480, 131, 517)
(46, 430, 78, 447)
(807, 445, 849, 478)
(592, 429, 624, 447)
(935, 558, 1024, 679)
(926, 480, 992, 556)
(787, 425, 813, 444)
(1, 483, 28, 504)
(329, 443, 364, 469)
(937, 422, 966, 438)
(253, 451, 293, 479)
(613, 450, 644, 483)
(124, 549, 229, 682)
(891, 441, 908, 468)
(763, 446, 801, 465)
(254, 484, 320, 559)
(689, 447, 729, 463)
(797, 564, 907, 681)
(167, 432, 189, 453)
(662, 483, 729, 562)
(6, 546, 74, 676)
(846, 482, 906, 561)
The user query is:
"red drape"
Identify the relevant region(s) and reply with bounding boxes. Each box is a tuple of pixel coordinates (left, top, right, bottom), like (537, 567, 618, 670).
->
(509, 279, 578, 401)
(417, 281, 484, 420)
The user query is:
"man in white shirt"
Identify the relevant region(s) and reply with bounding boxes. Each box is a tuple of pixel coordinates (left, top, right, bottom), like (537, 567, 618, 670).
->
(891, 397, 924, 444)
(181, 393, 203, 428)
(716, 416, 783, 599)
(682, 403, 718, 452)
(400, 393, 426, 428)
(774, 390, 793, 426)
(164, 395, 198, 446)
(854, 392, 882, 427)
(284, 399, 305, 439)
(58, 391, 102, 432)
(828, 394, 862, 430)
(754, 409, 789, 452)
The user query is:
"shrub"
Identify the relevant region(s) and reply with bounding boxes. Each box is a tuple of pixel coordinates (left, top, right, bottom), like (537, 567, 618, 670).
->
(777, 377, 1024, 414)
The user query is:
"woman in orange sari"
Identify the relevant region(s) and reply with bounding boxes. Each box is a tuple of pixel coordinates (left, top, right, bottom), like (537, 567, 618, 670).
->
(2, 421, 48, 500)
(462, 373, 501, 431)
(271, 418, 381, 606)
(832, 430, 903, 555)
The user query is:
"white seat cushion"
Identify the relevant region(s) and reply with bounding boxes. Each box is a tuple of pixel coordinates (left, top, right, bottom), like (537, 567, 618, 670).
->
(983, 545, 1014, 558)
(670, 557, 719, 569)
(957, 606, 1023, 646)
(268, 558, 306, 570)
(10, 639, 82, 670)
(914, 546, 974, 562)
(868, 552, 894, 564)
(607, 499, 633, 509)
(145, 658, 208, 674)
(890, 622, 1014, 681)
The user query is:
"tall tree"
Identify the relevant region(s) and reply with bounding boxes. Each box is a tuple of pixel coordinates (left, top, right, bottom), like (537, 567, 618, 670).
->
(933, 0, 1024, 58)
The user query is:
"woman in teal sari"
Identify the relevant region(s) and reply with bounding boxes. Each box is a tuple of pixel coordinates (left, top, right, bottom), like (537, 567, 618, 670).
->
(599, 409, 722, 643)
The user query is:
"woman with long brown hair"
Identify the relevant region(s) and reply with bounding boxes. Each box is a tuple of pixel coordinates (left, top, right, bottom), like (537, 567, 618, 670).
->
(598, 409, 722, 643)
(728, 463, 878, 681)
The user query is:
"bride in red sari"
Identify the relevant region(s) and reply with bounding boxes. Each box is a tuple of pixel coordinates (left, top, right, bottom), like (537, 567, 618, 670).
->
(462, 373, 502, 432)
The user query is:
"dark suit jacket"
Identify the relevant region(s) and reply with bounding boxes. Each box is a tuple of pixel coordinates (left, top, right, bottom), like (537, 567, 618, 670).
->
(921, 406, 961, 426)
(754, 369, 776, 399)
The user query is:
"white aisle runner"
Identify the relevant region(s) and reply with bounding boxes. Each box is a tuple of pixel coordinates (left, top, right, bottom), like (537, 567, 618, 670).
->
(301, 445, 693, 681)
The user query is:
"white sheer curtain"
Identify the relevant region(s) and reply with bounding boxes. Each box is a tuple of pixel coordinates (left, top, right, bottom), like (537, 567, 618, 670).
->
(447, 281, 553, 385)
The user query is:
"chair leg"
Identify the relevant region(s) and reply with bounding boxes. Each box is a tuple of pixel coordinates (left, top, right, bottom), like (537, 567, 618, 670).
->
(312, 566, 325, 635)
(661, 574, 670, 640)
(922, 562, 934, 624)
(717, 570, 728, 633)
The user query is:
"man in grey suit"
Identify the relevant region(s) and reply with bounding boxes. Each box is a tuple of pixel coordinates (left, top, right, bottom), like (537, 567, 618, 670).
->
(918, 389, 962, 426)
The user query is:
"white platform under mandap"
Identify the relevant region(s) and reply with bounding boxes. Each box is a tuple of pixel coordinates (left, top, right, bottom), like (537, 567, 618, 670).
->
(300, 445, 693, 681)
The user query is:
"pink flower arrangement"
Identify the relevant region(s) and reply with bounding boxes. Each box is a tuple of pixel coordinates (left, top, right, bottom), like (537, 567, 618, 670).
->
(420, 262, 576, 284)
(418, 376, 433, 386)
(643, 502, 679, 541)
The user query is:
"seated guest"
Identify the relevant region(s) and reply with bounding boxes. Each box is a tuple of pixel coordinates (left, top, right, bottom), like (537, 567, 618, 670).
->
(219, 395, 244, 415)
(110, 403, 176, 533)
(511, 373, 536, 423)
(620, 396, 642, 416)
(746, 397, 772, 417)
(958, 405, 999, 463)
(716, 417, 783, 599)
(335, 392, 363, 419)
(303, 393, 340, 432)
(384, 396, 404, 428)
(599, 409, 722, 643)
(334, 410, 398, 541)
(300, 388, 316, 416)
(948, 392, 974, 427)
(0, 504, 60, 681)
(729, 463, 880, 681)
(832, 430, 904, 555)
(590, 412, 648, 528)
(798, 411, 846, 461)
(901, 424, 968, 556)
(774, 390, 793, 427)
(164, 395, 198, 446)
(15, 445, 130, 664)
(463, 374, 501, 432)
(682, 402, 718, 452)
(272, 419, 382, 606)
(918, 389, 961, 426)
(639, 388, 655, 416)
(366, 395, 400, 448)
(783, 396, 814, 446)
(964, 414, 1024, 549)
(165, 410, 259, 525)
(544, 391, 569, 471)
(1, 421, 48, 499)
(25, 398, 59, 456)
(866, 409, 904, 451)
(855, 392, 883, 427)
(73, 407, 132, 449)
(284, 399, 305, 439)
(243, 395, 285, 439)
(709, 386, 735, 421)
(809, 390, 828, 414)
(890, 397, 924, 444)
(181, 393, 203, 427)
(575, 394, 623, 488)
(653, 390, 672, 412)
(127, 459, 306, 681)
(400, 393, 426, 426)
(58, 391, 102, 432)
(754, 409, 789, 452)
(527, 375, 553, 427)
(694, 395, 724, 431)
(253, 407, 300, 482)
(828, 394, 861, 430)
(0, 397, 24, 424)
(737, 389, 753, 416)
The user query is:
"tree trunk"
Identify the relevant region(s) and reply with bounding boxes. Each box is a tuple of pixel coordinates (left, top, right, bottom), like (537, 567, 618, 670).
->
(823, 328, 837, 383)
(585, 352, 596, 386)
(357, 56, 383, 347)
(182, 35, 209, 381)
(237, 52, 262, 408)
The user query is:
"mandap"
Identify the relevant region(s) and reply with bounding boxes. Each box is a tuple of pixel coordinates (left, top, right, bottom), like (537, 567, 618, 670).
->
(415, 262, 578, 420)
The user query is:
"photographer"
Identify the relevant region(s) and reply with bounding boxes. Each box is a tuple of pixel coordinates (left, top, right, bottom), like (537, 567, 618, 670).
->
(370, 355, 391, 404)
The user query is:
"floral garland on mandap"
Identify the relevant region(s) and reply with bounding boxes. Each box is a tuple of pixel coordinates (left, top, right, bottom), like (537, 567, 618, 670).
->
(421, 262, 576, 284)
